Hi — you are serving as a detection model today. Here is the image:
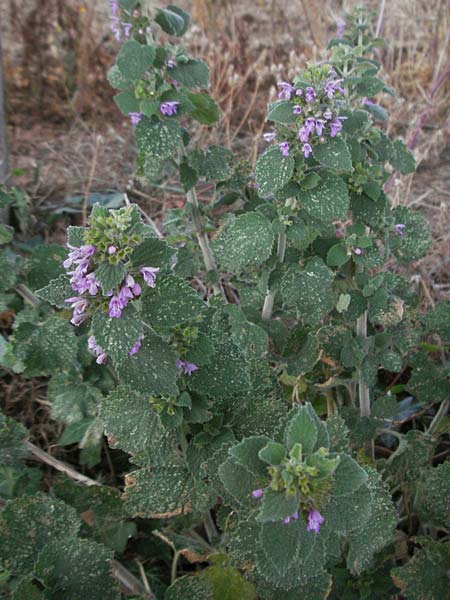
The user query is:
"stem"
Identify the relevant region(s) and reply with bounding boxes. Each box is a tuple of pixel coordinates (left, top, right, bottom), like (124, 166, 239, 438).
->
(203, 510, 218, 543)
(112, 560, 154, 599)
(356, 310, 374, 460)
(261, 198, 292, 320)
(171, 550, 181, 584)
(26, 441, 102, 486)
(428, 400, 449, 436)
(14, 284, 40, 308)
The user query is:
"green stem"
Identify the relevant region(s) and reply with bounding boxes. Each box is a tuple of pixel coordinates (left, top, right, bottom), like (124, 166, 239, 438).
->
(203, 510, 218, 543)
(261, 198, 293, 320)
(428, 400, 449, 436)
(356, 310, 374, 459)
(171, 550, 181, 585)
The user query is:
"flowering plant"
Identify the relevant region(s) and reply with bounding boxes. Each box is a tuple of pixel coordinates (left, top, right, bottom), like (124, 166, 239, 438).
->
(0, 3, 449, 599)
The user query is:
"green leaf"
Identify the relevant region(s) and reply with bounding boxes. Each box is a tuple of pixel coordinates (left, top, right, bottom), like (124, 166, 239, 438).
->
(323, 483, 372, 535)
(116, 40, 155, 80)
(34, 537, 119, 600)
(141, 275, 205, 328)
(100, 386, 164, 454)
(189, 146, 233, 181)
(425, 300, 450, 342)
(258, 441, 286, 465)
(135, 116, 182, 159)
(67, 226, 86, 247)
(187, 92, 220, 124)
(165, 575, 213, 599)
(91, 305, 143, 366)
(220, 458, 266, 507)
(115, 330, 179, 397)
(0, 413, 28, 468)
(284, 405, 318, 454)
(14, 316, 78, 377)
(267, 101, 297, 124)
(131, 236, 176, 269)
(326, 243, 350, 267)
(124, 464, 191, 518)
(259, 520, 302, 574)
(391, 540, 450, 600)
(332, 454, 368, 496)
(94, 261, 126, 292)
(390, 206, 430, 262)
(286, 217, 319, 251)
(301, 173, 349, 223)
(312, 137, 353, 171)
(416, 461, 450, 529)
(363, 101, 388, 121)
(390, 139, 415, 174)
(11, 578, 44, 600)
(228, 435, 271, 477)
(48, 373, 99, 424)
(281, 257, 335, 325)
(169, 59, 210, 88)
(24, 244, 66, 291)
(255, 146, 295, 196)
(155, 5, 190, 36)
(256, 488, 299, 522)
(118, 0, 139, 9)
(179, 161, 198, 192)
(346, 470, 396, 575)
(0, 223, 14, 244)
(356, 76, 385, 96)
(0, 495, 80, 576)
(189, 344, 251, 400)
(406, 353, 450, 405)
(114, 90, 140, 115)
(201, 560, 257, 600)
(36, 274, 73, 309)
(213, 212, 274, 272)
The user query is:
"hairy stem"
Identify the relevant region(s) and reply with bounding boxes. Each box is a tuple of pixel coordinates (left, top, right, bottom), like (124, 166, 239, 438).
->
(171, 550, 181, 584)
(356, 311, 375, 459)
(112, 560, 155, 599)
(261, 198, 293, 320)
(428, 399, 449, 436)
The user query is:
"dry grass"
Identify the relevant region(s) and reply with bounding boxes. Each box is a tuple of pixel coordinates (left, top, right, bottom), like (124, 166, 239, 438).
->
(1, 0, 450, 300)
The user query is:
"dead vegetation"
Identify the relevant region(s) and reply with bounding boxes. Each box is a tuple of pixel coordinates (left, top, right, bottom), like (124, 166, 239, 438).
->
(1, 0, 450, 300)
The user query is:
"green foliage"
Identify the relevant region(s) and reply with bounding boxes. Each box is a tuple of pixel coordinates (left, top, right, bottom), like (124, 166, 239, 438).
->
(255, 146, 295, 195)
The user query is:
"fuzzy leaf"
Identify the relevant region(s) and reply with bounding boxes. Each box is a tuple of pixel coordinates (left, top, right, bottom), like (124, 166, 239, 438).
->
(255, 146, 295, 196)
(312, 137, 353, 171)
(155, 5, 190, 36)
(301, 173, 349, 223)
(135, 116, 182, 159)
(131, 237, 176, 269)
(284, 405, 318, 454)
(36, 274, 74, 309)
(91, 305, 144, 367)
(390, 139, 415, 174)
(115, 330, 179, 397)
(34, 537, 119, 600)
(0, 495, 80, 576)
(256, 488, 299, 522)
(267, 101, 297, 124)
(187, 92, 220, 124)
(332, 454, 368, 496)
(189, 146, 233, 181)
(169, 59, 210, 88)
(213, 212, 274, 273)
(94, 262, 126, 292)
(116, 40, 155, 80)
(390, 206, 431, 262)
(0, 413, 28, 468)
(99, 386, 164, 455)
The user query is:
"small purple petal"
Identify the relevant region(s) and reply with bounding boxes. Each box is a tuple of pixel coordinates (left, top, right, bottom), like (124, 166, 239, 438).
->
(140, 266, 160, 288)
(129, 112, 143, 126)
(306, 509, 324, 534)
(160, 101, 179, 116)
(263, 132, 277, 142)
(354, 247, 363, 255)
(177, 359, 199, 376)
(251, 489, 264, 499)
(395, 223, 406, 236)
(292, 105, 302, 115)
(279, 142, 290, 157)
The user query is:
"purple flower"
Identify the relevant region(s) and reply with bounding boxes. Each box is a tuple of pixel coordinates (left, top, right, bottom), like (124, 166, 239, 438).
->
(110, 16, 121, 41)
(118, 284, 133, 308)
(283, 516, 291, 524)
(323, 108, 333, 120)
(129, 334, 144, 356)
(277, 81, 294, 100)
(167, 59, 176, 68)
(302, 143, 312, 158)
(251, 489, 264, 499)
(279, 142, 290, 157)
(108, 296, 123, 318)
(88, 336, 108, 364)
(295, 88, 303, 97)
(140, 266, 160, 288)
(70, 312, 88, 326)
(282, 510, 300, 525)
(96, 353, 108, 365)
(108, 245, 117, 255)
(354, 247, 363, 256)
(336, 17, 346, 38)
(298, 126, 309, 143)
(324, 78, 345, 99)
(177, 359, 199, 376)
(292, 511, 299, 521)
(263, 132, 276, 142)
(86, 273, 100, 296)
(304, 117, 316, 134)
(129, 112, 143, 126)
(160, 101, 179, 116)
(293, 105, 302, 115)
(305, 86, 316, 103)
(395, 223, 406, 236)
(307, 509, 324, 534)
(329, 117, 344, 137)
(122, 22, 132, 38)
(315, 119, 326, 135)
(109, 0, 119, 16)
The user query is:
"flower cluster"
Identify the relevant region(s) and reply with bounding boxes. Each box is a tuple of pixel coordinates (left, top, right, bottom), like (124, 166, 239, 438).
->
(64, 245, 100, 326)
(108, 273, 143, 319)
(265, 70, 347, 159)
(109, 0, 132, 41)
